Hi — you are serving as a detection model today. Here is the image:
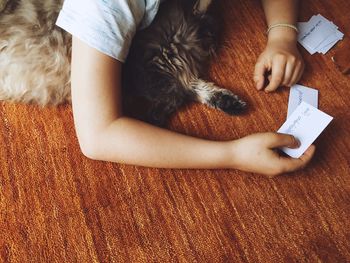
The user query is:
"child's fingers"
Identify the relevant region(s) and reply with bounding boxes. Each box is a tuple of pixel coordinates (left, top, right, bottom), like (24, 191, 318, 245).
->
(253, 61, 266, 90)
(288, 64, 301, 87)
(298, 63, 305, 81)
(299, 145, 316, 163)
(296, 63, 305, 82)
(282, 61, 295, 87)
(278, 145, 316, 173)
(265, 57, 286, 92)
(288, 61, 304, 86)
(264, 132, 300, 149)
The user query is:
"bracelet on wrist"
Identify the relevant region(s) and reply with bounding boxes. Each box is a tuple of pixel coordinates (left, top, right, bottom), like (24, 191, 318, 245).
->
(266, 23, 299, 35)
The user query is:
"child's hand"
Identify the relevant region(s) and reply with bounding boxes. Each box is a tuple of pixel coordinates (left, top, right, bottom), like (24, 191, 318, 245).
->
(253, 38, 304, 92)
(230, 132, 315, 177)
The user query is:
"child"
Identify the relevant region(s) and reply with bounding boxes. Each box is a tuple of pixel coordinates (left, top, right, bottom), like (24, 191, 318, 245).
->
(56, 0, 315, 177)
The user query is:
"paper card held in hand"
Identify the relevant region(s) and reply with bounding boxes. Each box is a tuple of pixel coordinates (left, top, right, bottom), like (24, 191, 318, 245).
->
(287, 84, 318, 118)
(298, 14, 344, 55)
(277, 101, 333, 158)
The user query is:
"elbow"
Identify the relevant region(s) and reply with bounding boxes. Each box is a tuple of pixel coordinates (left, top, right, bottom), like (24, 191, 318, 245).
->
(80, 142, 99, 160)
(78, 136, 102, 161)
(81, 146, 98, 161)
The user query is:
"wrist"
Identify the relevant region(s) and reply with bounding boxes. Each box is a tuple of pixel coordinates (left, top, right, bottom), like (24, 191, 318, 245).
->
(211, 141, 235, 169)
(220, 140, 243, 170)
(267, 26, 298, 43)
(191, 140, 237, 169)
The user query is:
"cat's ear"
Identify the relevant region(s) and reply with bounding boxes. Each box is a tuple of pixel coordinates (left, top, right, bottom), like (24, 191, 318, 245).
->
(193, 0, 213, 15)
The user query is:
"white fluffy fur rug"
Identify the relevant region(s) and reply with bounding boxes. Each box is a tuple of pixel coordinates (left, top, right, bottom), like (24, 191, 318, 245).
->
(0, 0, 71, 105)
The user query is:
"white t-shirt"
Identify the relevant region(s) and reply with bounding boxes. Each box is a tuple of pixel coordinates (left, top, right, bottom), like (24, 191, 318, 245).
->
(56, 0, 163, 62)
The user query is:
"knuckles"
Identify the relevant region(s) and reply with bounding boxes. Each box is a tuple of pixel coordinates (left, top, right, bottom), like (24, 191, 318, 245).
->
(272, 53, 301, 66)
(288, 56, 297, 64)
(273, 53, 287, 63)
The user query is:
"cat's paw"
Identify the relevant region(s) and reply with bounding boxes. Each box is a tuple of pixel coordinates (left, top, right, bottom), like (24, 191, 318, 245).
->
(211, 90, 247, 115)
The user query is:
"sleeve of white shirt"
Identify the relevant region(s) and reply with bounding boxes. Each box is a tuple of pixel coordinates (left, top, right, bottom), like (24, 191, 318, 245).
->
(56, 0, 149, 62)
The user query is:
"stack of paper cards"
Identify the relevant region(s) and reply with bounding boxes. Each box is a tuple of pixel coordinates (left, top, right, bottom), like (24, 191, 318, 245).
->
(298, 14, 344, 55)
(277, 84, 333, 158)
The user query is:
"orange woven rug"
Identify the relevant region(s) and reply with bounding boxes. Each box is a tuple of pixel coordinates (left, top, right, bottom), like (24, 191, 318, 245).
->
(0, 0, 349, 262)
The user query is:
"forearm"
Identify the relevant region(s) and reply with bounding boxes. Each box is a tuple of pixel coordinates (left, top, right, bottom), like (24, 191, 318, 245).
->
(90, 116, 232, 169)
(261, 0, 299, 42)
(70, 37, 233, 169)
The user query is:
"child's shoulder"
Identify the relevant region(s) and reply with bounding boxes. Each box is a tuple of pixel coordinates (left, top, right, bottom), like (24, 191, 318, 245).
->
(56, 0, 162, 62)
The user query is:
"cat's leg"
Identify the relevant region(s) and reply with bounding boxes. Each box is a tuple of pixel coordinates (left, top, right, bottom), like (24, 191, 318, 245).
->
(147, 101, 180, 127)
(147, 92, 191, 126)
(193, 0, 213, 14)
(191, 79, 246, 115)
(144, 79, 192, 127)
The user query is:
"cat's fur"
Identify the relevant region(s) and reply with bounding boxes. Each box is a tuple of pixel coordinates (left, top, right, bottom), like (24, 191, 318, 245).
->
(0, 0, 9, 12)
(0, 0, 72, 105)
(0, 0, 246, 126)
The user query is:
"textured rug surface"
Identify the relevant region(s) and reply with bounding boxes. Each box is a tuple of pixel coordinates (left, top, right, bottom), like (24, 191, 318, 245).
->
(0, 0, 349, 262)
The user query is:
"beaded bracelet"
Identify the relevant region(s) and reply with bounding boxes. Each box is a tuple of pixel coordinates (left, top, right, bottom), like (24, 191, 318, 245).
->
(266, 23, 299, 35)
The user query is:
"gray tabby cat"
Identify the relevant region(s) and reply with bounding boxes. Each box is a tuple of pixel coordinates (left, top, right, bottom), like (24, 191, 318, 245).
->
(0, 0, 246, 126)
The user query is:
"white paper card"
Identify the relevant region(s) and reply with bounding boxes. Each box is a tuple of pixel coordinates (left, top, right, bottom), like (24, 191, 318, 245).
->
(317, 30, 342, 49)
(319, 31, 344, 54)
(297, 14, 344, 55)
(300, 17, 335, 49)
(287, 85, 319, 118)
(278, 102, 333, 158)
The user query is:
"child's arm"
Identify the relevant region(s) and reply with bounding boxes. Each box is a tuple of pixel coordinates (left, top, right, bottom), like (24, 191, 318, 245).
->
(254, 0, 304, 92)
(71, 37, 314, 176)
